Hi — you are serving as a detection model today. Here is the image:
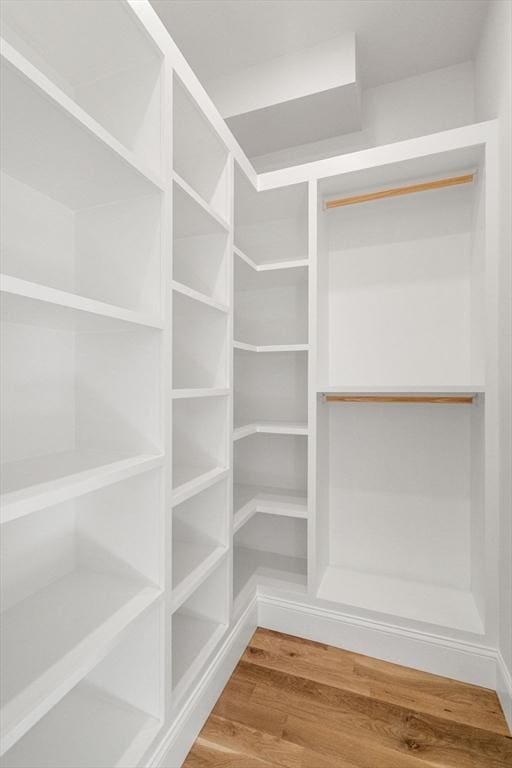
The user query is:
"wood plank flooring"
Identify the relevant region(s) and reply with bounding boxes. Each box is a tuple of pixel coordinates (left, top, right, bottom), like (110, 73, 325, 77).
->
(183, 628, 511, 768)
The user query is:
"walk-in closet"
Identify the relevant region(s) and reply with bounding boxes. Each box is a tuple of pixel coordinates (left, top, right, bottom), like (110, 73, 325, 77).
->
(0, 1, 510, 766)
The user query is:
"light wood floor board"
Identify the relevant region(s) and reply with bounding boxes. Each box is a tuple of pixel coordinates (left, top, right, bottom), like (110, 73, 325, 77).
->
(183, 628, 511, 768)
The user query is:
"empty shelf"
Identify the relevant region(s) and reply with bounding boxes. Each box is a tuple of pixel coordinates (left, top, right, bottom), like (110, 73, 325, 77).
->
(172, 466, 228, 505)
(172, 388, 230, 399)
(234, 483, 307, 531)
(171, 280, 229, 314)
(0, 570, 161, 752)
(172, 542, 227, 609)
(233, 341, 309, 353)
(233, 421, 308, 441)
(1, 682, 162, 768)
(172, 613, 226, 694)
(234, 546, 307, 605)
(317, 565, 484, 634)
(173, 173, 229, 238)
(0, 451, 164, 524)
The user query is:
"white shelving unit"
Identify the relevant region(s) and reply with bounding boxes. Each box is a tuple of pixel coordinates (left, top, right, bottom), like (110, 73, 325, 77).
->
(1, 2, 507, 765)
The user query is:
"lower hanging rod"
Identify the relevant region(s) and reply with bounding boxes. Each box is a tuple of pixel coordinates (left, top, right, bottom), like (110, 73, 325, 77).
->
(324, 395, 474, 404)
(325, 173, 474, 210)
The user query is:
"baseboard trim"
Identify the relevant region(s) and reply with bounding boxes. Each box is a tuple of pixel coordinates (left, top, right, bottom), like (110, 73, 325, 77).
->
(150, 591, 509, 767)
(150, 596, 258, 768)
(257, 592, 499, 689)
(496, 651, 512, 730)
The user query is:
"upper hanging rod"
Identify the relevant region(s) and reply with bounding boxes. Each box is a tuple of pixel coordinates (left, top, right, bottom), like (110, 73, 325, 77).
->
(324, 395, 474, 404)
(325, 172, 474, 210)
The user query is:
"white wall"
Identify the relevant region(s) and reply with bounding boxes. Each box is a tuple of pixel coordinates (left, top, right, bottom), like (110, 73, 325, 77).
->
(253, 62, 475, 171)
(475, 0, 512, 692)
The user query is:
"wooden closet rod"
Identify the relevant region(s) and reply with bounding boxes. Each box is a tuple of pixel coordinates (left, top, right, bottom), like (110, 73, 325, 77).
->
(325, 173, 474, 210)
(324, 395, 474, 404)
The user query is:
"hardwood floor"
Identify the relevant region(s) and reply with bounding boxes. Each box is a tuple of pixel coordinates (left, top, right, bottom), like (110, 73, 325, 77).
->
(183, 628, 511, 768)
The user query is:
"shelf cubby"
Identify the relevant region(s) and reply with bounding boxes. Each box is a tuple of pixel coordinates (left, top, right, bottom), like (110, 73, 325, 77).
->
(172, 289, 228, 390)
(171, 559, 228, 698)
(0, 470, 162, 752)
(234, 347, 307, 429)
(234, 433, 307, 507)
(1, 605, 163, 767)
(172, 478, 229, 608)
(234, 513, 307, 607)
(234, 251, 308, 346)
(0, 293, 161, 514)
(172, 397, 228, 498)
(234, 483, 307, 532)
(317, 149, 485, 387)
(315, 396, 485, 634)
(1, 0, 163, 172)
(234, 166, 308, 265)
(173, 76, 229, 222)
(0, 56, 163, 316)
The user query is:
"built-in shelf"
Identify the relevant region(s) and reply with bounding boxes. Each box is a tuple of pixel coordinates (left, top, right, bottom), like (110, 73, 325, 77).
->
(233, 421, 308, 441)
(172, 388, 230, 400)
(1, 275, 164, 330)
(234, 546, 307, 608)
(1, 46, 163, 213)
(173, 291, 228, 389)
(234, 246, 309, 273)
(172, 544, 227, 611)
(317, 566, 484, 635)
(172, 560, 228, 698)
(0, 451, 164, 525)
(318, 385, 486, 394)
(173, 173, 229, 238)
(1, 683, 162, 768)
(234, 483, 307, 532)
(172, 466, 229, 507)
(0, 570, 161, 753)
(233, 341, 309, 353)
(172, 280, 229, 314)
(173, 75, 229, 222)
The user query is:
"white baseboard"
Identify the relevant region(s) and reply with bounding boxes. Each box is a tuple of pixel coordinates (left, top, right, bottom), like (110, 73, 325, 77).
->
(150, 597, 258, 768)
(496, 651, 512, 731)
(257, 592, 499, 689)
(150, 591, 510, 768)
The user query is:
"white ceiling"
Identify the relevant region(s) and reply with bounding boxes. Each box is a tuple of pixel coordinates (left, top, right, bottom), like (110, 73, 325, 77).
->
(150, 0, 489, 89)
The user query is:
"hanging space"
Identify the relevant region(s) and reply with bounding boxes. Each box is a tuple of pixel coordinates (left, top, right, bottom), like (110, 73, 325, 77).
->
(314, 147, 488, 636)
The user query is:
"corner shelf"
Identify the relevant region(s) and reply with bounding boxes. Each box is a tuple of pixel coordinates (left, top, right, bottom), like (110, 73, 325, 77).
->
(172, 388, 230, 400)
(233, 341, 309, 353)
(233, 421, 308, 441)
(173, 173, 229, 238)
(234, 482, 307, 532)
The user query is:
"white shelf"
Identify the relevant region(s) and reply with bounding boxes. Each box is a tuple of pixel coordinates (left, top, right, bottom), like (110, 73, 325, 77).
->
(171, 614, 226, 696)
(234, 246, 309, 273)
(1, 46, 163, 212)
(317, 566, 484, 635)
(171, 280, 229, 313)
(1, 682, 162, 768)
(172, 388, 230, 400)
(172, 544, 227, 611)
(1, 275, 164, 330)
(0, 450, 164, 525)
(319, 385, 485, 394)
(233, 341, 309, 353)
(233, 483, 307, 532)
(172, 466, 228, 506)
(0, 570, 161, 754)
(173, 173, 229, 237)
(233, 421, 308, 441)
(234, 546, 307, 606)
